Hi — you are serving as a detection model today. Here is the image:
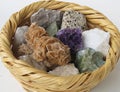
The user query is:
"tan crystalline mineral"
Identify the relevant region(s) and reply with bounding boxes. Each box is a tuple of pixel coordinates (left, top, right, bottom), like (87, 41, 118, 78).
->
(19, 23, 71, 68)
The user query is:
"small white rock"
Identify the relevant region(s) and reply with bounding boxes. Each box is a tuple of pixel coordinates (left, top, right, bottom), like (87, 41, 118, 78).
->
(19, 55, 47, 71)
(82, 28, 110, 56)
(12, 26, 29, 56)
(48, 64, 79, 76)
(13, 26, 28, 47)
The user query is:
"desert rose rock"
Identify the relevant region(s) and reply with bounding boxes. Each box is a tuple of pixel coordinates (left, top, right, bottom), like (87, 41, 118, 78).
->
(19, 23, 71, 68)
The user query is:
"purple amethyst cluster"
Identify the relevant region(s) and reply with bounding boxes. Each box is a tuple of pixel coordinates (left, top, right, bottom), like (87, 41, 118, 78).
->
(56, 28, 83, 55)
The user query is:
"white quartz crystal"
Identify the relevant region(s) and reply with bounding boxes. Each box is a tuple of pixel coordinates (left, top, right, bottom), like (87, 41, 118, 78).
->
(48, 64, 79, 76)
(82, 28, 110, 56)
(12, 26, 29, 56)
(19, 55, 47, 71)
(13, 26, 28, 47)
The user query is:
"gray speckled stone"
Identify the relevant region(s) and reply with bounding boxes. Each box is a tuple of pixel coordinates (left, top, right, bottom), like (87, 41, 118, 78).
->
(31, 8, 63, 29)
(75, 48, 105, 73)
(61, 10, 88, 31)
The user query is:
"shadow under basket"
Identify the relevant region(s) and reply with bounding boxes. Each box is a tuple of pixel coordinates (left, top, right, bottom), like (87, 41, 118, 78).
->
(0, 0, 120, 92)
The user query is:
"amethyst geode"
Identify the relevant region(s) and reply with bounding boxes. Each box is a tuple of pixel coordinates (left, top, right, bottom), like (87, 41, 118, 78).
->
(56, 28, 83, 55)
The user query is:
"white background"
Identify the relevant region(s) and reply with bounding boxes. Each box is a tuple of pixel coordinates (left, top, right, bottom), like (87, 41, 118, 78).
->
(0, 0, 120, 92)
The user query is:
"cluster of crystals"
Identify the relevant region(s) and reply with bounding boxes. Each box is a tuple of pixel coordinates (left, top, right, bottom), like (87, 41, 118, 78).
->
(56, 28, 83, 55)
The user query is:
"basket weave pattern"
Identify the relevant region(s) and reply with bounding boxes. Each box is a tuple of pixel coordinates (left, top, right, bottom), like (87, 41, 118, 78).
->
(0, 1, 120, 92)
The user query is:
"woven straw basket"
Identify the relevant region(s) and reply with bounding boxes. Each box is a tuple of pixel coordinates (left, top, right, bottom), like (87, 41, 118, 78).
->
(0, 0, 120, 92)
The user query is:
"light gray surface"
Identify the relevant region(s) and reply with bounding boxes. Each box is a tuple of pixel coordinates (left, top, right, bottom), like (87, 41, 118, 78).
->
(0, 0, 120, 92)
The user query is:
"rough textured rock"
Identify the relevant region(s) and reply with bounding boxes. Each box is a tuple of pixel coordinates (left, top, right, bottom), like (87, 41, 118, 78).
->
(12, 26, 28, 56)
(32, 36, 71, 67)
(61, 10, 88, 31)
(48, 64, 79, 76)
(18, 44, 33, 55)
(75, 48, 105, 73)
(19, 55, 47, 71)
(24, 23, 48, 48)
(19, 23, 71, 68)
(31, 8, 63, 29)
(82, 28, 110, 56)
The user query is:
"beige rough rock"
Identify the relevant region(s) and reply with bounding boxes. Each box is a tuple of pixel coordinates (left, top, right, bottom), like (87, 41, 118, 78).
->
(48, 64, 79, 76)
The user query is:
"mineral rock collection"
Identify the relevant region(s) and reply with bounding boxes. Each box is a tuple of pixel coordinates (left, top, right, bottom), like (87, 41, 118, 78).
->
(12, 8, 110, 76)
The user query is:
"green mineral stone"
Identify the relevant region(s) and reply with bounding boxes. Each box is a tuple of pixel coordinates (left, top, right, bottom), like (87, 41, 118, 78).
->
(75, 48, 105, 73)
(46, 22, 58, 36)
